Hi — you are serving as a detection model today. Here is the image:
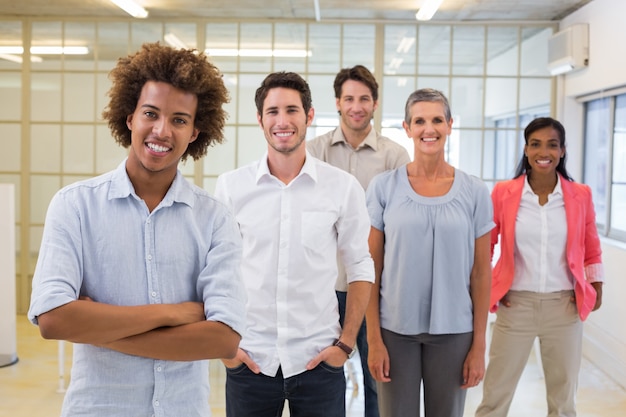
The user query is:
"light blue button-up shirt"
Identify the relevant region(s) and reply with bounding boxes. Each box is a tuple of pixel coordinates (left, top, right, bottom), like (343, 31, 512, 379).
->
(28, 160, 246, 417)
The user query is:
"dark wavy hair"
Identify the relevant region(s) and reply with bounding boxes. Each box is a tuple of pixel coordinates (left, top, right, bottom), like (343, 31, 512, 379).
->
(102, 42, 229, 162)
(333, 65, 379, 101)
(254, 72, 312, 117)
(514, 117, 573, 181)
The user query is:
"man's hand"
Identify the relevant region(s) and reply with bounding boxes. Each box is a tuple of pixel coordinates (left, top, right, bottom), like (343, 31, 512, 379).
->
(306, 345, 348, 370)
(222, 348, 261, 374)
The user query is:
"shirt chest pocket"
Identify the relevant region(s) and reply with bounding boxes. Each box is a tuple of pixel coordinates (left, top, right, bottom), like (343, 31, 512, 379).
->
(301, 211, 337, 253)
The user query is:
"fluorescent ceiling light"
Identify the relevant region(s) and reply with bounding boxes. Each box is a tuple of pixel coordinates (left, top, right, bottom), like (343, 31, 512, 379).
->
(396, 37, 415, 54)
(416, 0, 444, 21)
(0, 53, 43, 63)
(0, 46, 89, 55)
(110, 0, 148, 18)
(206, 49, 312, 58)
(164, 33, 189, 50)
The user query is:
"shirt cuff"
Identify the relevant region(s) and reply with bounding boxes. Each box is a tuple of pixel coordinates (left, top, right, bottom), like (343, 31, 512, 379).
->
(585, 263, 604, 283)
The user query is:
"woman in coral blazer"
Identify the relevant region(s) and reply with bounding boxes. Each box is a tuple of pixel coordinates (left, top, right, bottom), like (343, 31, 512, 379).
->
(476, 117, 604, 417)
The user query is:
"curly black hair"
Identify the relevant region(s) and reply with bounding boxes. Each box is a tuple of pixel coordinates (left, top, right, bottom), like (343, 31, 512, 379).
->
(102, 42, 229, 161)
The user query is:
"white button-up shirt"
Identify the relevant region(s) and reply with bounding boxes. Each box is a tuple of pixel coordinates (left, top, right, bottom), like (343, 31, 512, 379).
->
(215, 151, 374, 378)
(512, 176, 575, 292)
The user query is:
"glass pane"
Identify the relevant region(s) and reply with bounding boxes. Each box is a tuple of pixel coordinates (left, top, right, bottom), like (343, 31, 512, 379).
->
(164, 23, 197, 50)
(30, 175, 61, 223)
(382, 76, 414, 128)
(204, 126, 236, 176)
(583, 98, 611, 228)
(237, 126, 266, 167)
(487, 27, 519, 76)
(521, 27, 552, 76)
(64, 73, 96, 122)
(63, 125, 95, 173)
(455, 129, 483, 177)
(222, 73, 238, 125)
(64, 22, 95, 70)
(96, 125, 128, 174)
(381, 127, 412, 160)
(206, 22, 239, 73)
(31, 124, 61, 173)
(32, 21, 62, 70)
(452, 26, 485, 76)
(343, 24, 375, 69)
(520, 78, 551, 114)
(384, 25, 416, 76)
(130, 22, 163, 51)
(0, 21, 22, 70)
(451, 77, 484, 128)
(97, 22, 129, 71)
(306, 75, 336, 127)
(0, 124, 21, 171)
(178, 159, 195, 176)
(31, 73, 62, 122)
(237, 74, 265, 125)
(96, 73, 111, 122)
(418, 25, 450, 75)
(0, 72, 21, 120)
(610, 184, 626, 233)
(309, 24, 340, 73)
(483, 128, 519, 180)
(0, 174, 20, 222)
(416, 77, 449, 95)
(274, 23, 307, 73)
(485, 78, 517, 124)
(239, 23, 272, 73)
(613, 94, 626, 183)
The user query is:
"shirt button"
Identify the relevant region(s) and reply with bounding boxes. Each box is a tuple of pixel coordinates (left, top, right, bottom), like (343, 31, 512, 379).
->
(151, 291, 157, 297)
(147, 254, 153, 260)
(156, 366, 162, 372)
(154, 400, 160, 407)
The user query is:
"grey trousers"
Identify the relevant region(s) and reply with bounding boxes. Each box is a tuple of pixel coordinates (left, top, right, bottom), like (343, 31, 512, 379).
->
(377, 329, 473, 417)
(475, 290, 583, 417)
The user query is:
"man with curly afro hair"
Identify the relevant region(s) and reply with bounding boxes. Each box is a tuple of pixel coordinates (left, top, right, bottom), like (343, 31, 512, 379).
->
(28, 42, 246, 417)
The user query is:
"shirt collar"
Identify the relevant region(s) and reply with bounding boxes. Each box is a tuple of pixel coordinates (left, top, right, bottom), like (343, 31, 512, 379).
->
(108, 158, 194, 208)
(255, 150, 318, 184)
(330, 126, 378, 151)
(523, 174, 563, 196)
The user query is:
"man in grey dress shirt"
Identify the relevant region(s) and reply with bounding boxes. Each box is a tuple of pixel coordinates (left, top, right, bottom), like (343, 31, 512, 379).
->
(307, 65, 410, 417)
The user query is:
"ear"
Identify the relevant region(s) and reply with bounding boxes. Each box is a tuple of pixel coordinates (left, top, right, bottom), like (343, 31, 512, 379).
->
(373, 100, 379, 112)
(189, 127, 200, 143)
(402, 120, 411, 137)
(257, 112, 263, 128)
(335, 97, 341, 111)
(126, 114, 133, 130)
(306, 107, 315, 126)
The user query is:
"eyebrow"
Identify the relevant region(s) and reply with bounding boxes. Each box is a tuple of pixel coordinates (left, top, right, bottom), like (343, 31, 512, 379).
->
(141, 104, 193, 119)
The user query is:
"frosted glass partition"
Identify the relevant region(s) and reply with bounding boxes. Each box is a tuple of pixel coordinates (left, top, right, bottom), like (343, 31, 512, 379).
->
(0, 184, 17, 367)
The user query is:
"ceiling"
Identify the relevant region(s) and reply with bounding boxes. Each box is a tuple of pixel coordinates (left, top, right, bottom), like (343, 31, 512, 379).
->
(0, 0, 594, 22)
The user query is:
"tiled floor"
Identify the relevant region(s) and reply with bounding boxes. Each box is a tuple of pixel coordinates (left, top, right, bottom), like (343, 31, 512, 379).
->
(1, 314, 625, 416)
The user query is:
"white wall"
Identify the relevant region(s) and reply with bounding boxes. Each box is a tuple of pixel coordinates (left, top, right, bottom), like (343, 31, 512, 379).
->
(557, 0, 626, 389)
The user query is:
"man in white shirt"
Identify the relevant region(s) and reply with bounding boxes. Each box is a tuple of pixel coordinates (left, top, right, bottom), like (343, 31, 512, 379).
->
(307, 65, 410, 417)
(214, 71, 375, 417)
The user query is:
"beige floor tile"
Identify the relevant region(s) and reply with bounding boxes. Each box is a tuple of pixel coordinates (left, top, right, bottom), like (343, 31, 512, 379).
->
(1, 315, 625, 416)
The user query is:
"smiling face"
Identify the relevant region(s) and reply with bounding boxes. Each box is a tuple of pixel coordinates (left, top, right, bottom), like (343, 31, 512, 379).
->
(258, 87, 314, 155)
(125, 81, 199, 182)
(524, 126, 565, 176)
(336, 79, 377, 134)
(402, 101, 452, 157)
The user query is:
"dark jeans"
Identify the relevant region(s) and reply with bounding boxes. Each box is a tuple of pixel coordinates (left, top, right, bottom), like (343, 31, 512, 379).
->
(225, 363, 346, 417)
(336, 290, 380, 417)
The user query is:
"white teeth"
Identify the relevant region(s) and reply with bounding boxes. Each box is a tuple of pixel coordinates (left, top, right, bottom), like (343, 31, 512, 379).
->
(422, 137, 437, 142)
(275, 132, 292, 137)
(536, 159, 551, 164)
(147, 143, 169, 153)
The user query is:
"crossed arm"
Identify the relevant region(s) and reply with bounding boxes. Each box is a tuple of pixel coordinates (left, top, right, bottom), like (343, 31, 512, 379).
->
(37, 299, 240, 361)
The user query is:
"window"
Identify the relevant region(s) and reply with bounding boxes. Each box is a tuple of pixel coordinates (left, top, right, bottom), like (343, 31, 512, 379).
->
(583, 92, 626, 241)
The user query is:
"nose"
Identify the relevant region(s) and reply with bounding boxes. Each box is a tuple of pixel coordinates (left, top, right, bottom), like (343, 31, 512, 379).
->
(152, 117, 172, 139)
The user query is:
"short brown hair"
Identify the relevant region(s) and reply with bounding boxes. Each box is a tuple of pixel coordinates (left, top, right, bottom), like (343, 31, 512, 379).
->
(333, 65, 378, 101)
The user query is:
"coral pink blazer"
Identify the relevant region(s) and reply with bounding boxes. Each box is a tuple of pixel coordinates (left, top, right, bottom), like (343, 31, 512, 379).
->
(490, 174, 603, 321)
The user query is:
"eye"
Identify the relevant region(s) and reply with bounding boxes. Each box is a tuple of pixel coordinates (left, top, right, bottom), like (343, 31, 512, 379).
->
(144, 111, 157, 118)
(173, 117, 188, 125)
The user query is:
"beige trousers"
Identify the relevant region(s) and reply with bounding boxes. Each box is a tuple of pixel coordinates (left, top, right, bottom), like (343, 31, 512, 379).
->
(475, 290, 583, 417)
